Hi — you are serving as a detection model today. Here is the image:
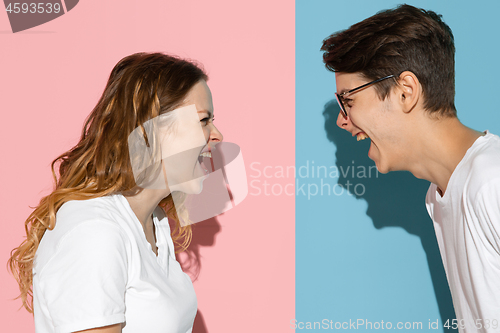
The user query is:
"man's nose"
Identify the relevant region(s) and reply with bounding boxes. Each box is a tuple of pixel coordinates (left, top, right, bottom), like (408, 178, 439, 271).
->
(336, 111, 354, 132)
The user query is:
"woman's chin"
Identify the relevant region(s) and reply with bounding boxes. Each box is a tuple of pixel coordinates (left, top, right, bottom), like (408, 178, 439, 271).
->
(176, 165, 209, 194)
(167, 161, 209, 194)
(170, 179, 204, 195)
(186, 180, 204, 195)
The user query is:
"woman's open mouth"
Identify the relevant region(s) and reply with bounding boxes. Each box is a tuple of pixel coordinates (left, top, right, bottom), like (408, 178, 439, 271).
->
(198, 151, 212, 175)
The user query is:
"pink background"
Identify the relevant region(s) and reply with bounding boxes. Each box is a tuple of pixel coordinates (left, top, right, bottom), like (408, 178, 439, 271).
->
(0, 1, 295, 332)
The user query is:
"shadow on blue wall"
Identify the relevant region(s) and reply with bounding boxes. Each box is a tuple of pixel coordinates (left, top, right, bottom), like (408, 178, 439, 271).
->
(322, 100, 457, 331)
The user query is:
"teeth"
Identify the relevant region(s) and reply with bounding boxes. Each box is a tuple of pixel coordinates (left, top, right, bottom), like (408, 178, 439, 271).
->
(200, 152, 212, 158)
(357, 133, 369, 141)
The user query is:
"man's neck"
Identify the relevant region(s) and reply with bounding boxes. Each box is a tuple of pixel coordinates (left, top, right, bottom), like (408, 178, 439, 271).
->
(406, 116, 484, 195)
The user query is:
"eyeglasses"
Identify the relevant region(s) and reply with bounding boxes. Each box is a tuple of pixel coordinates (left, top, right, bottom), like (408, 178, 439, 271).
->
(335, 74, 395, 119)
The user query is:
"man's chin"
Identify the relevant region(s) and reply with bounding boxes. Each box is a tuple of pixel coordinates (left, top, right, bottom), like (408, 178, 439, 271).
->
(375, 165, 389, 174)
(368, 146, 390, 174)
(371, 157, 389, 174)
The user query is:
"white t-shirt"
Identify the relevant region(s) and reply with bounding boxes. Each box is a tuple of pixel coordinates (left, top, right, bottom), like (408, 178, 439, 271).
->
(426, 131, 500, 333)
(33, 193, 197, 333)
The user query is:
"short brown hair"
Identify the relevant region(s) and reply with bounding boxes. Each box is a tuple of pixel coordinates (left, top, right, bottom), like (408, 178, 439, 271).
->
(321, 4, 456, 117)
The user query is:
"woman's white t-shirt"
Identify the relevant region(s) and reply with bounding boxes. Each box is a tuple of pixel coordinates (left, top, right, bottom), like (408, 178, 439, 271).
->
(33, 193, 197, 333)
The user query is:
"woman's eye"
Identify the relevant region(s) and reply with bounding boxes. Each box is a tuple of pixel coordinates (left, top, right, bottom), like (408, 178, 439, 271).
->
(200, 117, 214, 126)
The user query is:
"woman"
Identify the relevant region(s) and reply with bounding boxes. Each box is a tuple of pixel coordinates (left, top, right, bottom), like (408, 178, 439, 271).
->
(8, 52, 223, 333)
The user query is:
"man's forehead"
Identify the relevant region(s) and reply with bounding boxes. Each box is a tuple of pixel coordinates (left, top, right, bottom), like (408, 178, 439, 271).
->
(335, 72, 367, 94)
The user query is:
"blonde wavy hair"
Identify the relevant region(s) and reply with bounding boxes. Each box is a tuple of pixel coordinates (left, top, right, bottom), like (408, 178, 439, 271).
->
(8, 52, 208, 313)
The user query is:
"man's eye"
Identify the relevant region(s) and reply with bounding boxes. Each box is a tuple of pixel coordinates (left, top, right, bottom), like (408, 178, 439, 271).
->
(344, 98, 353, 108)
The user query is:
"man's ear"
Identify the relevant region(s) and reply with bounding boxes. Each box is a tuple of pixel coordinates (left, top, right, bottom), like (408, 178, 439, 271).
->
(396, 71, 421, 113)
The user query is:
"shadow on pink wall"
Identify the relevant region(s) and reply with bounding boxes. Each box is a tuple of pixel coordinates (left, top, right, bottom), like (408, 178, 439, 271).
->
(174, 142, 236, 332)
(177, 217, 222, 333)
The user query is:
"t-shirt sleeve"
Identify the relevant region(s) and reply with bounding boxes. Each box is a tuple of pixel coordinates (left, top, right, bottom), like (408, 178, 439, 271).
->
(38, 219, 129, 333)
(475, 179, 500, 255)
(471, 179, 500, 328)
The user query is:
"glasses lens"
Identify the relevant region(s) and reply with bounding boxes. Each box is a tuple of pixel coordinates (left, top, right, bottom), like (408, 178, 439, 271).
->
(335, 93, 348, 119)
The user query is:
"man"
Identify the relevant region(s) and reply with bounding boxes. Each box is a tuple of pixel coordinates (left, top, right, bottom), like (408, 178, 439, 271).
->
(321, 4, 500, 333)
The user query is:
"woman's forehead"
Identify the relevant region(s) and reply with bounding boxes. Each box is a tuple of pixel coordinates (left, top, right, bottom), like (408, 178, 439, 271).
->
(183, 80, 213, 112)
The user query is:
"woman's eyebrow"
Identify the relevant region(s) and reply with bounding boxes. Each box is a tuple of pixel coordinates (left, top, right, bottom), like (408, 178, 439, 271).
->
(197, 110, 213, 117)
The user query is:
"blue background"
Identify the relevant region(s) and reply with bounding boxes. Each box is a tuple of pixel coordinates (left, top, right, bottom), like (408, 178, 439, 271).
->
(296, 0, 500, 331)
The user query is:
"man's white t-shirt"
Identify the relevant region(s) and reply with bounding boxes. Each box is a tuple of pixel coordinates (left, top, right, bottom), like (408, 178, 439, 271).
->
(33, 193, 197, 333)
(426, 131, 500, 333)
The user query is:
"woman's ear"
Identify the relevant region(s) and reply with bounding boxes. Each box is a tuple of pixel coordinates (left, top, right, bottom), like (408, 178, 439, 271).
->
(397, 71, 420, 113)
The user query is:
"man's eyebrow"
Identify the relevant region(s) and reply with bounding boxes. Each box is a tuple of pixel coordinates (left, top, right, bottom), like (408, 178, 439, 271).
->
(197, 110, 213, 118)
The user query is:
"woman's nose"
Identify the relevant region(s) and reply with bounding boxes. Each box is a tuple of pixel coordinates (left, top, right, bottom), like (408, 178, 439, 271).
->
(209, 125, 223, 143)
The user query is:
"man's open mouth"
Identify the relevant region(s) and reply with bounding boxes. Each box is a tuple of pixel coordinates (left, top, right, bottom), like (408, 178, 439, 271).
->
(356, 132, 369, 141)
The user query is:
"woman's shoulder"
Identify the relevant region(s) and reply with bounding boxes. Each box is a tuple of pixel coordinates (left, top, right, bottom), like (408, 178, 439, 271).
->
(57, 194, 123, 220)
(52, 194, 136, 239)
(34, 195, 133, 274)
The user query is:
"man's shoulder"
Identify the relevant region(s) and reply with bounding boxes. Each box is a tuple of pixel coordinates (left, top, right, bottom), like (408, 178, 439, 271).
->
(465, 131, 500, 196)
